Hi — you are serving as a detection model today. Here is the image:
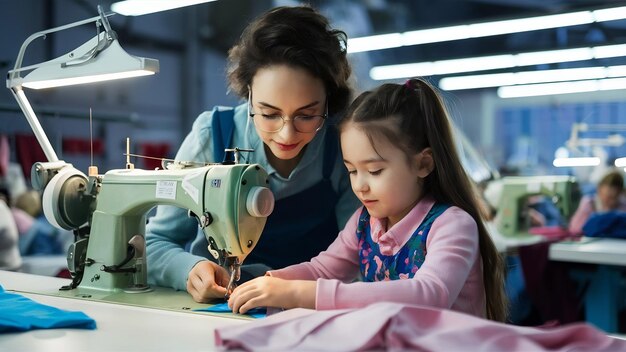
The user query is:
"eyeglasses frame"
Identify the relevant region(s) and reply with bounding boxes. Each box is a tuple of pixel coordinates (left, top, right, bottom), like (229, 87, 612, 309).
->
(247, 89, 328, 133)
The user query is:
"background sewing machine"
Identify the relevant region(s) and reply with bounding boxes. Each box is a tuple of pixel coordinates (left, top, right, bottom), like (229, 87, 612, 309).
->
(491, 175, 580, 238)
(5, 7, 274, 308)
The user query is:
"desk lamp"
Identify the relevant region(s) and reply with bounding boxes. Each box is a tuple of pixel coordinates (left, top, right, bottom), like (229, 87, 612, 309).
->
(6, 5, 158, 163)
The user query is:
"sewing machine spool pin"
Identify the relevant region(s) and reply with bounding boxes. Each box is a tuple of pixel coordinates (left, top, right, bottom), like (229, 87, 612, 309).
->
(224, 148, 254, 165)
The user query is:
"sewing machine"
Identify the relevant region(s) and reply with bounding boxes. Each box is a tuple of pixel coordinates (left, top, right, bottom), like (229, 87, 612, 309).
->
(6, 7, 274, 303)
(493, 175, 580, 237)
(30, 153, 274, 296)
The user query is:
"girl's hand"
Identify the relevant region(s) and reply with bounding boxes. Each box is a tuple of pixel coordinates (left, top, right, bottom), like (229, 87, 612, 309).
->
(228, 277, 316, 314)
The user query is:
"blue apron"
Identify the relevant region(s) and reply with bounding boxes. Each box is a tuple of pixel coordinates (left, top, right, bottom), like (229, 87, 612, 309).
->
(357, 203, 450, 282)
(208, 107, 340, 274)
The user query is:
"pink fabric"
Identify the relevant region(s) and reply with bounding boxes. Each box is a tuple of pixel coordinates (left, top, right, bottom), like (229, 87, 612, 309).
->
(0, 135, 8, 177)
(11, 208, 34, 235)
(569, 195, 626, 235)
(269, 195, 485, 317)
(214, 302, 626, 351)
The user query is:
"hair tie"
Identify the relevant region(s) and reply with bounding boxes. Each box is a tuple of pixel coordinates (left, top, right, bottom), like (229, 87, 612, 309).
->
(404, 79, 413, 89)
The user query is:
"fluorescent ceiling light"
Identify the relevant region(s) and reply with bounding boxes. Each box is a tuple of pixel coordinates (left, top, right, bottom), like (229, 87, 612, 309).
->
(348, 6, 626, 53)
(111, 0, 217, 16)
(497, 77, 626, 98)
(553, 157, 601, 167)
(369, 44, 626, 80)
(615, 157, 626, 167)
(439, 65, 626, 91)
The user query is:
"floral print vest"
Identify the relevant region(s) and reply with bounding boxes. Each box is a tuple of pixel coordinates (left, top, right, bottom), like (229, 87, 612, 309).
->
(357, 203, 451, 282)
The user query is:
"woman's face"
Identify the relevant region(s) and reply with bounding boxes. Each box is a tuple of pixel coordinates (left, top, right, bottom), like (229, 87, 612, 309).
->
(249, 65, 326, 161)
(598, 184, 622, 210)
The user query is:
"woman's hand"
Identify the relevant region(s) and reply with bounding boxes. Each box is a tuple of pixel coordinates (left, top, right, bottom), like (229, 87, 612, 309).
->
(228, 277, 316, 314)
(186, 260, 230, 303)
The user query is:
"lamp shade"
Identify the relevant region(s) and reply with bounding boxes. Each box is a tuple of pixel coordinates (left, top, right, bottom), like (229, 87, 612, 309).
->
(14, 33, 158, 90)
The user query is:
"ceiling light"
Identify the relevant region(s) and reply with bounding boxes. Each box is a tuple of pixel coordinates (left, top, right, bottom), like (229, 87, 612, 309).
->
(369, 44, 626, 80)
(439, 65, 626, 91)
(615, 157, 626, 168)
(111, 0, 217, 16)
(348, 6, 626, 54)
(553, 157, 601, 167)
(497, 77, 626, 98)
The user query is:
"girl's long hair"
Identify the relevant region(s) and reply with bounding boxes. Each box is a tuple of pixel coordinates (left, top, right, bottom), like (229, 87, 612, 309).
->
(339, 78, 508, 322)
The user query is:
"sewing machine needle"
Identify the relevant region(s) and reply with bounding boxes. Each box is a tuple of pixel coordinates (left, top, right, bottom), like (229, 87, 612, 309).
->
(224, 259, 241, 300)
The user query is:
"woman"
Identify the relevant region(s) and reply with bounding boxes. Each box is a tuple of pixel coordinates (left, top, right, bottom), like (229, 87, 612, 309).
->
(145, 6, 360, 303)
(569, 170, 626, 235)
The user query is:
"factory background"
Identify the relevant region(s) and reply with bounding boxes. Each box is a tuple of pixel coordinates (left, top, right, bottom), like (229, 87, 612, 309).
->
(1, 0, 625, 186)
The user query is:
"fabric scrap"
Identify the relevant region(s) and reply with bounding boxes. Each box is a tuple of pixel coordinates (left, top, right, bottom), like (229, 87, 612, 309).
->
(0, 285, 96, 333)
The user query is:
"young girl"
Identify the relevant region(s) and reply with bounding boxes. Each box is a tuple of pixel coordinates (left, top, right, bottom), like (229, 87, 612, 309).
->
(228, 78, 508, 322)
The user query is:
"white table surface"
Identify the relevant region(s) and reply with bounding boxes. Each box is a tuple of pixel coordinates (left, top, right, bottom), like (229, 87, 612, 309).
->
(19, 255, 68, 276)
(0, 271, 248, 351)
(549, 238, 626, 266)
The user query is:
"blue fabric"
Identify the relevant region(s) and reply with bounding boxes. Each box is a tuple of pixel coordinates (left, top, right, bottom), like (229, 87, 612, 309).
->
(505, 254, 532, 324)
(357, 203, 450, 282)
(582, 211, 626, 238)
(194, 302, 266, 319)
(18, 216, 70, 255)
(211, 106, 235, 163)
(0, 285, 96, 333)
(528, 197, 563, 227)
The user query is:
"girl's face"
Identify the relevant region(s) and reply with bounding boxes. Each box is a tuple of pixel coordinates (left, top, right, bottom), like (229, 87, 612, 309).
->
(341, 123, 433, 228)
(249, 65, 326, 162)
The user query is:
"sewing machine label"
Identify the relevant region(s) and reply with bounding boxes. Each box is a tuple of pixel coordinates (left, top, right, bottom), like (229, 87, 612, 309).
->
(182, 171, 204, 205)
(156, 180, 177, 200)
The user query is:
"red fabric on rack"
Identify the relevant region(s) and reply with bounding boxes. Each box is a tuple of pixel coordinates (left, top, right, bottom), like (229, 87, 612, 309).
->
(14, 134, 47, 181)
(139, 142, 170, 170)
(62, 137, 104, 156)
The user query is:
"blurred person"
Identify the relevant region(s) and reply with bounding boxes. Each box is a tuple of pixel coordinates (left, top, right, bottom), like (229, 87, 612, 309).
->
(13, 190, 72, 256)
(0, 186, 22, 270)
(569, 170, 626, 235)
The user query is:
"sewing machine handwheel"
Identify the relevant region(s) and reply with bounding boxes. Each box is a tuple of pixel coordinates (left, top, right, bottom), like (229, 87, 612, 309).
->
(246, 186, 274, 217)
(42, 167, 92, 230)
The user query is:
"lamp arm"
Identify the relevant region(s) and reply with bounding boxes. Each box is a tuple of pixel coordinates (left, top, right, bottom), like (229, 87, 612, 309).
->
(10, 88, 59, 162)
(9, 12, 115, 81)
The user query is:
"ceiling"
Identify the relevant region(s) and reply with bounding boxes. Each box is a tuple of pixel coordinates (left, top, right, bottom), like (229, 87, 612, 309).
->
(197, 0, 626, 81)
(348, 0, 626, 61)
(86, 0, 626, 83)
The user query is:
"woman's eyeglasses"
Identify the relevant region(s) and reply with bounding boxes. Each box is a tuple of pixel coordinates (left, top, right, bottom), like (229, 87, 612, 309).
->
(248, 90, 327, 133)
